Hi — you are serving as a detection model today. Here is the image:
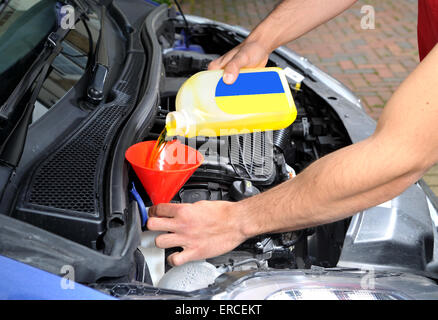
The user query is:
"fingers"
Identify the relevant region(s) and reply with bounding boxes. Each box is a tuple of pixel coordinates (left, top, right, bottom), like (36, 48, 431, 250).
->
(209, 47, 244, 84)
(147, 216, 178, 232)
(148, 203, 180, 218)
(167, 249, 200, 267)
(208, 57, 224, 70)
(155, 233, 184, 249)
(208, 47, 240, 70)
(209, 40, 271, 85)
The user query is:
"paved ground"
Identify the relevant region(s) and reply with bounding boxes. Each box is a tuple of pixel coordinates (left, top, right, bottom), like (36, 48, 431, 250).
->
(180, 0, 438, 195)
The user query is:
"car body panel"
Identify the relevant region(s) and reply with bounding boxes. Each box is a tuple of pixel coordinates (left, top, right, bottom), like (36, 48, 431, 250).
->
(0, 255, 114, 300)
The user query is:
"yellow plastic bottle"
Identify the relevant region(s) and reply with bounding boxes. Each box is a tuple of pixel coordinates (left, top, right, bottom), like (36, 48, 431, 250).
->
(166, 67, 297, 138)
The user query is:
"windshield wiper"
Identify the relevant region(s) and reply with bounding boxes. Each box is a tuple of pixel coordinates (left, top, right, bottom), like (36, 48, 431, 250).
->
(0, 0, 10, 17)
(0, 29, 68, 167)
(0, 0, 90, 167)
(86, 6, 108, 105)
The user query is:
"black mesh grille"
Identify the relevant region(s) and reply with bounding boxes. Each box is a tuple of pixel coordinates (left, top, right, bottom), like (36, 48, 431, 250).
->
(28, 106, 126, 213)
(13, 53, 145, 249)
(26, 54, 145, 215)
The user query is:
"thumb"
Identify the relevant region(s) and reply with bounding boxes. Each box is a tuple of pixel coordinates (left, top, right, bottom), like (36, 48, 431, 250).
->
(222, 61, 240, 85)
(222, 52, 249, 84)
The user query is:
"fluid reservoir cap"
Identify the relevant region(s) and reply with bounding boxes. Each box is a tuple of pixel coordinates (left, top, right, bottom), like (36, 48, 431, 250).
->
(230, 180, 260, 201)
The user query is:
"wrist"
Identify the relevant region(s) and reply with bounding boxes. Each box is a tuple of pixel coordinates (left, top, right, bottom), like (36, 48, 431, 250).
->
(229, 199, 263, 240)
(246, 27, 278, 53)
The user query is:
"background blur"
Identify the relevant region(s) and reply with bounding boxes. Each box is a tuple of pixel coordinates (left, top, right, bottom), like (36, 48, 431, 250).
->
(178, 0, 438, 195)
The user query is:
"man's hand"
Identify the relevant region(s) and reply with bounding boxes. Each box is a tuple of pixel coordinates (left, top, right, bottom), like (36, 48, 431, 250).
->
(208, 0, 358, 84)
(208, 40, 270, 84)
(147, 201, 248, 266)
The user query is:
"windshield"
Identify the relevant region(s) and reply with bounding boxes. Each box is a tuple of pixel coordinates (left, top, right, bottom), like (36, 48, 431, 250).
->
(0, 0, 57, 105)
(0, 0, 101, 122)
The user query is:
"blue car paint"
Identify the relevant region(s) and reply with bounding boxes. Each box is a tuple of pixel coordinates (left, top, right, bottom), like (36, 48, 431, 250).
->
(0, 255, 115, 300)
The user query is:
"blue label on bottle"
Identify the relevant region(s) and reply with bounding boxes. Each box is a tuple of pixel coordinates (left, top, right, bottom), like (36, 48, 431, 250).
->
(215, 71, 285, 97)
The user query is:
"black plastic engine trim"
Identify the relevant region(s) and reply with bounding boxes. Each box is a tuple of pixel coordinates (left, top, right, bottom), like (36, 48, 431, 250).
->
(107, 4, 168, 221)
(0, 203, 141, 283)
(0, 0, 154, 282)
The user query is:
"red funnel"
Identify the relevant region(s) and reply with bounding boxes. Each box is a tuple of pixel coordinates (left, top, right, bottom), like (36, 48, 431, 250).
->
(125, 140, 204, 205)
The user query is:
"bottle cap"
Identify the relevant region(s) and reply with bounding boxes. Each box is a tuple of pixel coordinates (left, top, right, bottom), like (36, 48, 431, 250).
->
(166, 111, 189, 137)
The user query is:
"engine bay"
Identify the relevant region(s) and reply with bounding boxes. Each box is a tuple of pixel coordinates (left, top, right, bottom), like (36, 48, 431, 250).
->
(5, 4, 353, 288)
(130, 19, 353, 287)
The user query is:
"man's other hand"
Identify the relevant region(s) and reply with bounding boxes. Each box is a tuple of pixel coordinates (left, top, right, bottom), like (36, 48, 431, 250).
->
(208, 40, 270, 84)
(147, 201, 248, 266)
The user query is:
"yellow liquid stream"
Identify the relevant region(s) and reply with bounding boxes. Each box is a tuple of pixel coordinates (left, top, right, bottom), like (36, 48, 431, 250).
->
(147, 128, 177, 169)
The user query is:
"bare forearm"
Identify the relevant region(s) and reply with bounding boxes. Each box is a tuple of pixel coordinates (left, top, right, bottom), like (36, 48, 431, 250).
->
(235, 45, 438, 238)
(236, 135, 427, 237)
(248, 0, 358, 51)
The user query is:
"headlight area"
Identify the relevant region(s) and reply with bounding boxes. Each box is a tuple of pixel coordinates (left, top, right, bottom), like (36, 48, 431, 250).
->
(211, 270, 438, 300)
